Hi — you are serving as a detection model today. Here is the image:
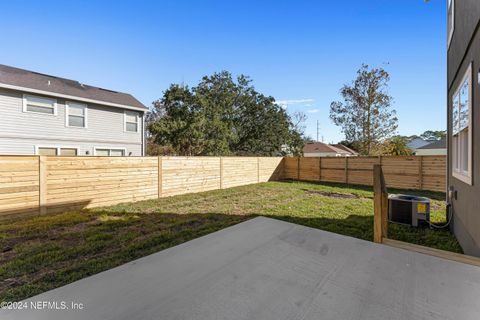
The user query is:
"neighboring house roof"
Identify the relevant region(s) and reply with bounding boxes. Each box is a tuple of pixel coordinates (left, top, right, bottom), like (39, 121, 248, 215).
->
(407, 138, 434, 150)
(0, 64, 147, 111)
(417, 138, 446, 150)
(303, 142, 356, 155)
(331, 144, 359, 155)
(303, 142, 337, 153)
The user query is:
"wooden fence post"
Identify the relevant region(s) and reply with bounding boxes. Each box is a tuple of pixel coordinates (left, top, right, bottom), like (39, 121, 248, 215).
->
(419, 156, 423, 190)
(257, 157, 260, 183)
(345, 157, 349, 184)
(39, 156, 47, 214)
(158, 156, 163, 198)
(220, 157, 224, 189)
(318, 157, 322, 182)
(297, 157, 300, 181)
(373, 164, 388, 243)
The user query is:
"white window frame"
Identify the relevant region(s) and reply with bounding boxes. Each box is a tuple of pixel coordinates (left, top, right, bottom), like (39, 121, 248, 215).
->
(65, 101, 88, 128)
(93, 147, 127, 156)
(34, 145, 79, 156)
(23, 94, 57, 115)
(124, 110, 139, 133)
(452, 63, 472, 185)
(447, 0, 455, 48)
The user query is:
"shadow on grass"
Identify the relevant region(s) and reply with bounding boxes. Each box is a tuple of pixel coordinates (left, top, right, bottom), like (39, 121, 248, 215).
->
(0, 207, 461, 303)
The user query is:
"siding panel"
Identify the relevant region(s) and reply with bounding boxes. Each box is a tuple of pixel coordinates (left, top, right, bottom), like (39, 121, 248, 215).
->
(0, 88, 143, 155)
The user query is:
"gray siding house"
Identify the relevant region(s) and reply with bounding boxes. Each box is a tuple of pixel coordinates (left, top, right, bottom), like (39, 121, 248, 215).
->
(447, 0, 480, 256)
(0, 64, 147, 156)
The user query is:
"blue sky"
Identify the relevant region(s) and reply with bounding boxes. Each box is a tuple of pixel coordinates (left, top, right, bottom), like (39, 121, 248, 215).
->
(0, 0, 446, 143)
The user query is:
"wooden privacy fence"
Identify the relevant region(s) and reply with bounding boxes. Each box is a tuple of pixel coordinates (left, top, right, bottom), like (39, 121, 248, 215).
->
(283, 155, 446, 192)
(0, 156, 283, 217)
(0, 155, 446, 217)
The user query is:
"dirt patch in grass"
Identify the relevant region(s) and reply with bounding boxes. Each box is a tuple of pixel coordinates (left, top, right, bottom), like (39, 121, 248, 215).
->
(0, 278, 24, 292)
(97, 214, 140, 222)
(304, 189, 362, 199)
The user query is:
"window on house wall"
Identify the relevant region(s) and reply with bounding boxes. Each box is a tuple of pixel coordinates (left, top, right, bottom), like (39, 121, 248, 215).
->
(95, 148, 125, 156)
(23, 95, 56, 115)
(37, 147, 57, 156)
(452, 63, 472, 184)
(448, 0, 454, 47)
(66, 102, 87, 127)
(37, 147, 78, 156)
(110, 149, 125, 156)
(60, 148, 78, 156)
(125, 111, 139, 132)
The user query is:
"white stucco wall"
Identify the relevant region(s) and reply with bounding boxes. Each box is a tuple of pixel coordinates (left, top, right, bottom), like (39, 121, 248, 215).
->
(414, 149, 447, 156)
(304, 152, 341, 157)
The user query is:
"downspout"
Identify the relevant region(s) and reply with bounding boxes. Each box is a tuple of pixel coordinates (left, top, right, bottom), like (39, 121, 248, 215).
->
(142, 113, 146, 156)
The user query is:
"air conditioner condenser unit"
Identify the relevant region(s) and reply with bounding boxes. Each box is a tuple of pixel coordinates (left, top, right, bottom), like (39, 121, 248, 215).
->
(388, 194, 430, 227)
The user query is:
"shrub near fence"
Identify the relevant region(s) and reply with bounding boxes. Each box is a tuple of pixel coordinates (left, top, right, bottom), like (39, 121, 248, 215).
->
(283, 156, 446, 192)
(0, 156, 284, 217)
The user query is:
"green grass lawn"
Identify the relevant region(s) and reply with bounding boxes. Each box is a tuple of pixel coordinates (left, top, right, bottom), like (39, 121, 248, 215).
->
(0, 181, 461, 302)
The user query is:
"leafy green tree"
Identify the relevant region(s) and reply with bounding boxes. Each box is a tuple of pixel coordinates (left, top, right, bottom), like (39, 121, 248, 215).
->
(148, 85, 206, 156)
(148, 71, 304, 156)
(419, 130, 446, 141)
(330, 64, 398, 155)
(382, 136, 414, 156)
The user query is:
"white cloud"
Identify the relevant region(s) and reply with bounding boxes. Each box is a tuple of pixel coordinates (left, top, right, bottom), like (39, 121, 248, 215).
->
(275, 98, 314, 109)
(307, 109, 320, 113)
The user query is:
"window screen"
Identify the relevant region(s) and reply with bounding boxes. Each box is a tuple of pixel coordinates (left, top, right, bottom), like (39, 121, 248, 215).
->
(68, 103, 86, 127)
(110, 149, 125, 156)
(452, 64, 472, 184)
(25, 95, 56, 114)
(95, 149, 125, 156)
(95, 149, 110, 156)
(60, 148, 78, 156)
(125, 111, 138, 132)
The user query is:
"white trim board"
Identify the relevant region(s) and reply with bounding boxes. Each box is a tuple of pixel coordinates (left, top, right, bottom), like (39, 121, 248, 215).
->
(451, 62, 473, 185)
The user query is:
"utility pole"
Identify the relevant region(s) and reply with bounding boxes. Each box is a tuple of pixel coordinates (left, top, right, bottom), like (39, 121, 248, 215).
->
(316, 120, 320, 142)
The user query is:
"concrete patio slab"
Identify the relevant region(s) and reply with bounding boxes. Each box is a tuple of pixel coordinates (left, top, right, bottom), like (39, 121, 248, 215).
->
(2, 216, 480, 320)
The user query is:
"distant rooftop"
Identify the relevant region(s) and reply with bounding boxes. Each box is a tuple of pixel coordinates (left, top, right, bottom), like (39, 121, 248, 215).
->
(417, 138, 446, 150)
(303, 142, 356, 155)
(0, 64, 147, 110)
(331, 144, 358, 155)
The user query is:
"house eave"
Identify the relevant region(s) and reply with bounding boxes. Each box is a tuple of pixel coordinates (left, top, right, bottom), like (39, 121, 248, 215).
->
(0, 82, 147, 112)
